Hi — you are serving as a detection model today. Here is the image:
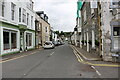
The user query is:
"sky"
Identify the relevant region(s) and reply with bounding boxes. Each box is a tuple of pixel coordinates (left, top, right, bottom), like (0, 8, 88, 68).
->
(33, 0, 78, 32)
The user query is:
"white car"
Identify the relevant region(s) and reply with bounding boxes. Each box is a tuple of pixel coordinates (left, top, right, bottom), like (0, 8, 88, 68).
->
(43, 41, 55, 49)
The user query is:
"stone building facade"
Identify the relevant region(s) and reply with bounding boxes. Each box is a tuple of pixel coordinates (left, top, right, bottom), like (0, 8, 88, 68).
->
(80, 0, 120, 61)
(81, 1, 100, 56)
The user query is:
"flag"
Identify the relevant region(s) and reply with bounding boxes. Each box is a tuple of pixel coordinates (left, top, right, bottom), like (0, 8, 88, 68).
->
(77, 0, 83, 17)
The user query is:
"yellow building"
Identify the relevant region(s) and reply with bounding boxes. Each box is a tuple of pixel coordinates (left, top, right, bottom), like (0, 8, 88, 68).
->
(36, 11, 51, 47)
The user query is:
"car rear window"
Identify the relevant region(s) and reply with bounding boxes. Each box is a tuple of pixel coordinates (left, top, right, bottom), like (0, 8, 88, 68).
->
(45, 42, 52, 45)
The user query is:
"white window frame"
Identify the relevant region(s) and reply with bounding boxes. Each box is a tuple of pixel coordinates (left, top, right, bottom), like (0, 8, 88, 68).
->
(11, 2, 15, 20)
(31, 16, 33, 27)
(26, 33, 32, 47)
(2, 1, 5, 17)
(19, 8, 21, 22)
(27, 13, 29, 25)
(84, 9, 86, 22)
(22, 9, 26, 23)
(91, 8, 94, 14)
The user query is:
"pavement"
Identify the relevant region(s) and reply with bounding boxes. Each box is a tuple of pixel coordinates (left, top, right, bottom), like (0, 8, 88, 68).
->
(73, 46, 102, 61)
(1, 48, 43, 62)
(71, 45, 120, 67)
(1, 43, 119, 78)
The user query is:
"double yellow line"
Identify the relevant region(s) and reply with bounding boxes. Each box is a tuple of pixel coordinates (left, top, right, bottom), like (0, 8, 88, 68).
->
(71, 45, 120, 67)
(0, 51, 38, 63)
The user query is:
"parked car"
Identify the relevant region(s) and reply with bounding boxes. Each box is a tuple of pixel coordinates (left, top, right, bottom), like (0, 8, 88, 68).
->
(43, 41, 55, 49)
(53, 41, 59, 46)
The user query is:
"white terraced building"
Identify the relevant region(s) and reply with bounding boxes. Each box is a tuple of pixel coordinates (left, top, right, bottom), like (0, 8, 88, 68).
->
(0, 0, 35, 55)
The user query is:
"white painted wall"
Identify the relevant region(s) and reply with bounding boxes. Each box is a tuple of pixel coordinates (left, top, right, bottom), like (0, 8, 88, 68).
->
(0, 0, 35, 54)
(0, 0, 35, 30)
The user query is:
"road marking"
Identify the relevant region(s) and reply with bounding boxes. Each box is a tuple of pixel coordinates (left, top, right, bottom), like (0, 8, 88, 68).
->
(0, 51, 38, 63)
(70, 45, 120, 67)
(91, 66, 101, 76)
(50, 52, 55, 56)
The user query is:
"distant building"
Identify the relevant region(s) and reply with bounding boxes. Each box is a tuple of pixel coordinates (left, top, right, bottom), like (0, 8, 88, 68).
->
(0, 0, 35, 55)
(36, 11, 51, 46)
(35, 13, 42, 48)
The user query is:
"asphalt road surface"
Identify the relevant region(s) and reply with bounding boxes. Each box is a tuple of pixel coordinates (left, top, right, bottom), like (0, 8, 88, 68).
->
(2, 43, 119, 78)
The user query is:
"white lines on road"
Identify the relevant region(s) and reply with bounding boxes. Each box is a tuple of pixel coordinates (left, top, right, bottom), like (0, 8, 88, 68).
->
(91, 66, 101, 76)
(50, 52, 55, 56)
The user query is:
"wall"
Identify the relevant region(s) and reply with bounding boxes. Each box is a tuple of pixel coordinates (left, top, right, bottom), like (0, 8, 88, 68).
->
(101, 1, 113, 61)
(41, 18, 50, 46)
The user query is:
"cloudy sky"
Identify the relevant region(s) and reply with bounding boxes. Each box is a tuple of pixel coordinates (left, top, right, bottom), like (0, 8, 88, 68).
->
(33, 0, 78, 32)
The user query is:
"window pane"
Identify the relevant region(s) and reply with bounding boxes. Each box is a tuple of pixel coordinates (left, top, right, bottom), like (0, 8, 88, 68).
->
(3, 31, 10, 50)
(26, 33, 32, 47)
(26, 34, 28, 46)
(11, 32, 17, 49)
(113, 27, 120, 36)
(29, 34, 32, 46)
(2, 2, 5, 17)
(19, 8, 21, 22)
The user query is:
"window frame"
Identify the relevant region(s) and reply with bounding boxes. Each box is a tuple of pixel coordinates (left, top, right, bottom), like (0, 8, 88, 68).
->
(22, 9, 26, 23)
(11, 2, 15, 20)
(83, 9, 86, 22)
(31, 16, 33, 27)
(2, 1, 5, 17)
(26, 33, 32, 47)
(19, 8, 21, 22)
(27, 13, 29, 25)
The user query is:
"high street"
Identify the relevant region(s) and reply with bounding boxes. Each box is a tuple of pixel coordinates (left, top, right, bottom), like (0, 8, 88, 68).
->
(2, 43, 119, 78)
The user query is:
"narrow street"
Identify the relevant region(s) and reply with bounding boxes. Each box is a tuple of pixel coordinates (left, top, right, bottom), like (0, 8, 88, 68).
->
(2, 43, 119, 78)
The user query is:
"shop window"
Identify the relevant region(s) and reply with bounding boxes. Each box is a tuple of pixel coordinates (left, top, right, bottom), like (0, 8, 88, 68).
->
(113, 27, 120, 36)
(3, 30, 17, 50)
(26, 33, 32, 47)
(3, 31, 10, 50)
(11, 32, 17, 49)
(29, 34, 32, 46)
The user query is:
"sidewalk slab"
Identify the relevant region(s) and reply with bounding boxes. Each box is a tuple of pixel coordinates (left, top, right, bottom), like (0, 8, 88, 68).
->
(72, 45, 120, 66)
(72, 45, 101, 61)
(1, 48, 43, 61)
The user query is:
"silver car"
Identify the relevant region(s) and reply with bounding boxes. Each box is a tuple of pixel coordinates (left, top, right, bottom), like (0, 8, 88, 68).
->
(43, 41, 55, 49)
